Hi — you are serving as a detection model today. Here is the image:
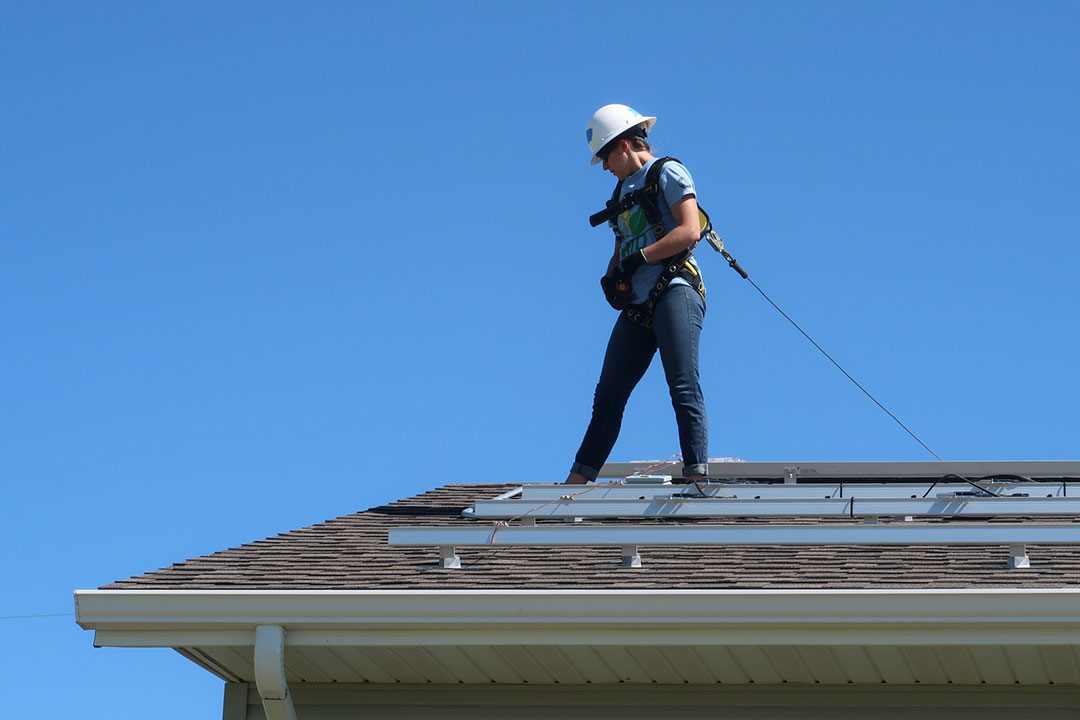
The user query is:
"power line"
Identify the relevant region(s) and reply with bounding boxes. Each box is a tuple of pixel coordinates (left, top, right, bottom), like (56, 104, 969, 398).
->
(0, 613, 74, 621)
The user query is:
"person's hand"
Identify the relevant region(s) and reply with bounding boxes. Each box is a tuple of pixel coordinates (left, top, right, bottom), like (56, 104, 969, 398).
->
(615, 249, 648, 277)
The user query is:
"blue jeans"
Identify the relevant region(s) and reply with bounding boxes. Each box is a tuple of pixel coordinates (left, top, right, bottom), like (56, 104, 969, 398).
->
(571, 283, 709, 480)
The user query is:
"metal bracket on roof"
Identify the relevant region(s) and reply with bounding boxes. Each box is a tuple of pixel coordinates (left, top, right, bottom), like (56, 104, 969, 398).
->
(392, 524, 1080, 571)
(438, 546, 461, 569)
(1008, 544, 1030, 569)
(784, 467, 799, 484)
(625, 475, 672, 485)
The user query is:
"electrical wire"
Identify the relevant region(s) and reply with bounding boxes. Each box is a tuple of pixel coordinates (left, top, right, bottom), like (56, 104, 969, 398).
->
(629, 452, 686, 477)
(921, 474, 1000, 498)
(0, 613, 73, 621)
(464, 481, 625, 567)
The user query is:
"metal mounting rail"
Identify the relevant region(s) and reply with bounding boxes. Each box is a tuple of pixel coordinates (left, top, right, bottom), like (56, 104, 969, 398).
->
(389, 524, 1080, 570)
(516, 481, 1074, 502)
(471, 496, 1080, 519)
(598, 461, 1080, 481)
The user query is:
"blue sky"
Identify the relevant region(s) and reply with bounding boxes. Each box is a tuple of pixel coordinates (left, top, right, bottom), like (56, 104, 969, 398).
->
(3, 1, 1078, 716)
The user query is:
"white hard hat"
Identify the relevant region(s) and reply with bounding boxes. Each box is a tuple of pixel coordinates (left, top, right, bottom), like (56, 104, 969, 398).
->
(585, 104, 657, 165)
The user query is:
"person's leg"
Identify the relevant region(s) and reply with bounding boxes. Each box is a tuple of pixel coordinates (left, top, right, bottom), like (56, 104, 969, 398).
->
(652, 285, 709, 479)
(567, 314, 657, 483)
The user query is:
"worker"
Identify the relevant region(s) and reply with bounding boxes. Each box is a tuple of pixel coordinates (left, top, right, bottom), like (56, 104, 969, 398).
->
(565, 104, 709, 485)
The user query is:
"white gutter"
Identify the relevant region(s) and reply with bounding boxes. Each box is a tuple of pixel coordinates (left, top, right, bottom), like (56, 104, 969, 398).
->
(254, 625, 297, 720)
(75, 588, 1080, 648)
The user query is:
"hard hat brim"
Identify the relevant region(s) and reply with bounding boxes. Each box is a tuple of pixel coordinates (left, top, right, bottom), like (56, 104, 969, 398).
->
(588, 115, 656, 165)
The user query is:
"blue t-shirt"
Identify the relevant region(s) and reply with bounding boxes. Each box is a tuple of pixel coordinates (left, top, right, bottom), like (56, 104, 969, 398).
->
(613, 158, 703, 304)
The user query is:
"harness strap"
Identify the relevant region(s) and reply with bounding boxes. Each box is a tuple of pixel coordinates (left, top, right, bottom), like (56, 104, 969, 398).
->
(624, 250, 706, 330)
(591, 157, 706, 329)
(590, 157, 676, 231)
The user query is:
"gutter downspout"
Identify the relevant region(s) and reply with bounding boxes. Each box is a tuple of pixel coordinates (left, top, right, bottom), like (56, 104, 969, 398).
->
(254, 625, 297, 720)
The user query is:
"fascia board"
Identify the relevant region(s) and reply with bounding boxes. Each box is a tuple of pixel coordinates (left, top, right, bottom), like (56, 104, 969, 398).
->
(77, 588, 1080, 648)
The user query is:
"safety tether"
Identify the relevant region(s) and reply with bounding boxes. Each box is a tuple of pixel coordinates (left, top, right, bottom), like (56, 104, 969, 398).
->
(706, 235, 944, 462)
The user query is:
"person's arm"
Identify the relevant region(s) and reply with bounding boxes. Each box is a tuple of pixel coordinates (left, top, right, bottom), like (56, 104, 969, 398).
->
(605, 236, 621, 275)
(638, 194, 700, 262)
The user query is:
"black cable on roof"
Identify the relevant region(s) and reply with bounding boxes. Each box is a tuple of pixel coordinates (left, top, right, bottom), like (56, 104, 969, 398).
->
(921, 474, 1001, 498)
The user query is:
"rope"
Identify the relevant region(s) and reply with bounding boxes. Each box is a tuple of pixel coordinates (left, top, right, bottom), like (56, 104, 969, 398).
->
(488, 480, 623, 544)
(464, 481, 627, 566)
(741, 270, 943, 463)
(629, 452, 685, 477)
(479, 453, 697, 561)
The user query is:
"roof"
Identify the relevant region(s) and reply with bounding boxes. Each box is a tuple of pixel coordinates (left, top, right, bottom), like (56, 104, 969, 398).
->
(76, 464, 1080, 693)
(102, 479, 1080, 591)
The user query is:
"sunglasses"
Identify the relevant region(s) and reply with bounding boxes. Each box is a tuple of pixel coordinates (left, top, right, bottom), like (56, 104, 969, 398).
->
(597, 139, 622, 163)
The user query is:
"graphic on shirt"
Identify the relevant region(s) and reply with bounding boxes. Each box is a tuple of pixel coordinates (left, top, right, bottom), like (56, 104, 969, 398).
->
(617, 207, 651, 259)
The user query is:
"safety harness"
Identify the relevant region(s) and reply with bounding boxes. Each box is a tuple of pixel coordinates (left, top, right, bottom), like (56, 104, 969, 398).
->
(589, 157, 710, 329)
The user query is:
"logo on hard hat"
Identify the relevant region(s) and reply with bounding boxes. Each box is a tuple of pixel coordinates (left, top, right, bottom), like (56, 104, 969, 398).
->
(586, 128, 593, 142)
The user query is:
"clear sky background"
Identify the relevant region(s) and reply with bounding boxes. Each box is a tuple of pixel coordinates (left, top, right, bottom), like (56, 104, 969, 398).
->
(2, 1, 1078, 716)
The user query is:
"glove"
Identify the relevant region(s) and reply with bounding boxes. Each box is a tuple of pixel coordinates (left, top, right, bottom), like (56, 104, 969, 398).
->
(615, 249, 648, 278)
(601, 274, 632, 310)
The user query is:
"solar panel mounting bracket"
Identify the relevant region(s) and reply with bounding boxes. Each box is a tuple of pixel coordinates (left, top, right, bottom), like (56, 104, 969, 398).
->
(439, 546, 461, 569)
(1008, 544, 1030, 569)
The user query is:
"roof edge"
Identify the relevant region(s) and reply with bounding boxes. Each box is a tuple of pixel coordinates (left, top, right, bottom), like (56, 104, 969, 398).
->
(76, 588, 1080, 649)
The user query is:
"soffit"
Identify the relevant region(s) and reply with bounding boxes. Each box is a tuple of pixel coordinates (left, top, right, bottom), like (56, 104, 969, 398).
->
(182, 642, 1080, 687)
(78, 588, 1080, 687)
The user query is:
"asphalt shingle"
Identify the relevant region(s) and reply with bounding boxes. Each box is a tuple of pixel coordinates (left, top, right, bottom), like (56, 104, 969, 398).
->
(103, 483, 1080, 590)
